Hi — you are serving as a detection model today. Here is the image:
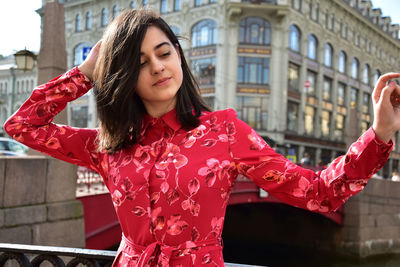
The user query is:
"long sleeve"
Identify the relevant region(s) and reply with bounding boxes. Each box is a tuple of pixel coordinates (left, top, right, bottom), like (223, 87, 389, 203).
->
(3, 67, 108, 177)
(226, 109, 392, 212)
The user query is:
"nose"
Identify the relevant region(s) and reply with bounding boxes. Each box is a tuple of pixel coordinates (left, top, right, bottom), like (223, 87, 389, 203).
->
(150, 59, 165, 75)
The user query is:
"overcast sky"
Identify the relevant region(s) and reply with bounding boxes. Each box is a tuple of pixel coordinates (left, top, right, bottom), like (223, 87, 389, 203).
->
(0, 0, 399, 57)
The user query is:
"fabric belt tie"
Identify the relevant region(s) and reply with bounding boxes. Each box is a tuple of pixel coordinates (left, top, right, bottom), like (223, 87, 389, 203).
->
(121, 234, 222, 267)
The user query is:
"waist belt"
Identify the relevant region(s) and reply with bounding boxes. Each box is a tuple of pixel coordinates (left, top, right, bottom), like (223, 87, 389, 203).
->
(119, 234, 222, 267)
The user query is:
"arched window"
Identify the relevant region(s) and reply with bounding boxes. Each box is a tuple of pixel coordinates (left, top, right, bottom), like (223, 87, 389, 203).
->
(191, 20, 217, 47)
(239, 17, 271, 45)
(74, 42, 92, 66)
(130, 1, 135, 8)
(289, 25, 301, 52)
(374, 69, 381, 84)
(363, 64, 370, 84)
(307, 34, 317, 60)
(101, 8, 107, 27)
(324, 42, 333, 67)
(161, 0, 167, 13)
(112, 5, 118, 20)
(351, 57, 359, 79)
(174, 0, 181, 11)
(338, 50, 346, 73)
(85, 11, 91, 30)
(170, 26, 181, 36)
(75, 14, 81, 32)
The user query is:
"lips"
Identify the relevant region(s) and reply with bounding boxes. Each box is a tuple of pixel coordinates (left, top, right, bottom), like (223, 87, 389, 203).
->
(153, 77, 171, 86)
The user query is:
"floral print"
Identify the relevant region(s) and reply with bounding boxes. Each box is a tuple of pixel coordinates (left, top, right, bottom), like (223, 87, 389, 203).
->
(3, 67, 393, 266)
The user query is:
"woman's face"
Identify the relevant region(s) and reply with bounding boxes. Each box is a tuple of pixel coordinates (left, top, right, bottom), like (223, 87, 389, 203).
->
(136, 26, 183, 117)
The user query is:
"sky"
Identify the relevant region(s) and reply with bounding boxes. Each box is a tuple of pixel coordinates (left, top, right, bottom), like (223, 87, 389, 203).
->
(0, 0, 399, 57)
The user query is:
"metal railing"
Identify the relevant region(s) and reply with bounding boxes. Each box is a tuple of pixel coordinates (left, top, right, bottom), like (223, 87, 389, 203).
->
(0, 243, 266, 267)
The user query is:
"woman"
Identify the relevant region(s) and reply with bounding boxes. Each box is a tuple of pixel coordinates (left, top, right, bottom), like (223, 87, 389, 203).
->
(4, 9, 400, 267)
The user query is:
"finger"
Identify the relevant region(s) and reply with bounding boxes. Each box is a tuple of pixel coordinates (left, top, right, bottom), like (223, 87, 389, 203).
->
(373, 73, 400, 102)
(378, 81, 397, 106)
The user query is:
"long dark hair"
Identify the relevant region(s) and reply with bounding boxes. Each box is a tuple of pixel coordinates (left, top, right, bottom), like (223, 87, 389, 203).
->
(93, 9, 210, 153)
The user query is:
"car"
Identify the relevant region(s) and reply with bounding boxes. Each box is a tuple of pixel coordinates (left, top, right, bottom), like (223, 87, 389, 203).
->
(0, 137, 28, 156)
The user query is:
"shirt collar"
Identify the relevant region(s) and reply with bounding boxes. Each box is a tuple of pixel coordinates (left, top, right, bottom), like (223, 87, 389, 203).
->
(143, 108, 181, 132)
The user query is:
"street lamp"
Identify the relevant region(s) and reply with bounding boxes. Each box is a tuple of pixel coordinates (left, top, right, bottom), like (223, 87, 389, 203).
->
(10, 49, 37, 115)
(14, 49, 36, 71)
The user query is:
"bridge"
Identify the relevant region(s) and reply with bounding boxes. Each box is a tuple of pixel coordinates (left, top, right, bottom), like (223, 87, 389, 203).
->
(77, 171, 343, 251)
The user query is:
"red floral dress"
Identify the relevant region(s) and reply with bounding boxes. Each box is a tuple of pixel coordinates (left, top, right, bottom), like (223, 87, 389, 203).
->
(4, 67, 393, 266)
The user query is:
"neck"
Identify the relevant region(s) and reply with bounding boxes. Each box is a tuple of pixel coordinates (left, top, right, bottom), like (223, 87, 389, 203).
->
(144, 98, 177, 118)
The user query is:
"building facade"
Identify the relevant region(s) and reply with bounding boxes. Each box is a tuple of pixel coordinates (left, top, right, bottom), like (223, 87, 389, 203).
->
(7, 0, 400, 177)
(0, 56, 37, 137)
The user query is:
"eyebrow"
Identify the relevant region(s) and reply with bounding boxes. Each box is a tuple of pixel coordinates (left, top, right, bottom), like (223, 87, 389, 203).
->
(140, 42, 171, 56)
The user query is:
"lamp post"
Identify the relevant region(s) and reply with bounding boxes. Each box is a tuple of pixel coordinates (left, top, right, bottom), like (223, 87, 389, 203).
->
(9, 49, 37, 116)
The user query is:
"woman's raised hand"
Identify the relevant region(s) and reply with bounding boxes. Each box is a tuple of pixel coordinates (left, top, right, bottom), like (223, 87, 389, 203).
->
(372, 72, 400, 143)
(78, 40, 102, 81)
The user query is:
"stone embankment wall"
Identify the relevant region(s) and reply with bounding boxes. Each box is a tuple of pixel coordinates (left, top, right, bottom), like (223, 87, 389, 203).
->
(0, 157, 84, 247)
(341, 177, 400, 257)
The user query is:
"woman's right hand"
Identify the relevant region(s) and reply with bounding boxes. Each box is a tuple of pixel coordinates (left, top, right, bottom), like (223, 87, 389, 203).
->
(78, 40, 101, 81)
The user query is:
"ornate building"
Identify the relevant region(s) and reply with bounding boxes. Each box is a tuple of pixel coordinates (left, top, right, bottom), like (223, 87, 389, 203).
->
(0, 56, 37, 137)
(36, 0, 400, 176)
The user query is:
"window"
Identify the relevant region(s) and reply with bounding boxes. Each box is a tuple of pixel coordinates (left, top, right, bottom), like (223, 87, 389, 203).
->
(203, 96, 215, 109)
(239, 17, 271, 45)
(341, 23, 347, 39)
(236, 96, 268, 130)
(130, 1, 135, 8)
(238, 57, 269, 85)
(374, 69, 381, 84)
(362, 92, 370, 114)
(191, 20, 217, 47)
(75, 14, 81, 32)
(195, 0, 202, 7)
(143, 0, 148, 7)
(85, 12, 91, 30)
(323, 77, 332, 101)
(361, 121, 369, 134)
(324, 43, 333, 67)
(174, 0, 181, 11)
(288, 63, 300, 91)
(309, 2, 319, 21)
(338, 51, 346, 73)
(321, 110, 331, 137)
(351, 87, 358, 108)
(351, 57, 359, 79)
(191, 57, 216, 85)
(307, 34, 317, 60)
(304, 105, 315, 135)
(101, 8, 107, 27)
(287, 101, 299, 132)
(112, 5, 118, 20)
(289, 25, 301, 52)
(326, 13, 333, 30)
(337, 83, 346, 106)
(161, 0, 167, 13)
(71, 106, 88, 128)
(74, 42, 92, 66)
(335, 114, 345, 139)
(292, 0, 302, 11)
(306, 70, 317, 95)
(363, 64, 370, 84)
(170, 26, 181, 36)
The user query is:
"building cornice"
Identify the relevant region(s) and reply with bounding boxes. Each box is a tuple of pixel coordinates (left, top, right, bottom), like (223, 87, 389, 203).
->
(334, 0, 400, 48)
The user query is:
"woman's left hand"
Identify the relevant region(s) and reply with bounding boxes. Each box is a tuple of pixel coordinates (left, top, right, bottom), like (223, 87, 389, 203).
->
(372, 72, 400, 142)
